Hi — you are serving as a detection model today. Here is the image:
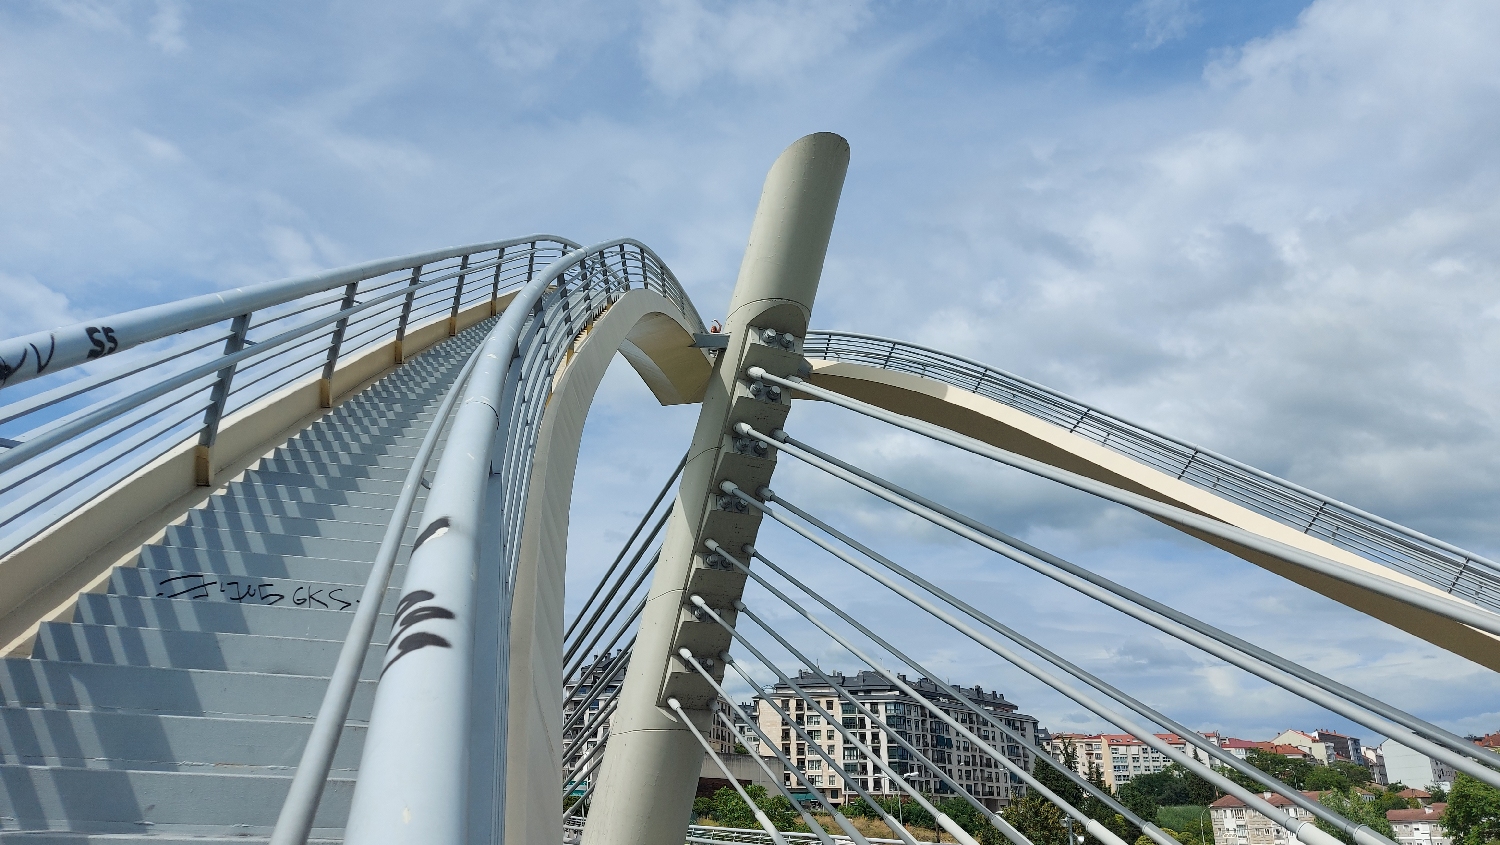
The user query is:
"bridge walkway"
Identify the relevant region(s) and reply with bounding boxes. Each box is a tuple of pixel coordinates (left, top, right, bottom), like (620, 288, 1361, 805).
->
(0, 321, 486, 842)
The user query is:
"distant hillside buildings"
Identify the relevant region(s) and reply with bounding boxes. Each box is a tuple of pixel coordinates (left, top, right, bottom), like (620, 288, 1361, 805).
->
(748, 670, 1039, 810)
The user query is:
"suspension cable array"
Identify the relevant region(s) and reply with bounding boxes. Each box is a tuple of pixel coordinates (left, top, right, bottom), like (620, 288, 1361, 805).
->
(604, 362, 1500, 845)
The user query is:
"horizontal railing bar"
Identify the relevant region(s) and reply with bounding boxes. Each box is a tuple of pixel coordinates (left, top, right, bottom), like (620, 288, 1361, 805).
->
(0, 235, 580, 392)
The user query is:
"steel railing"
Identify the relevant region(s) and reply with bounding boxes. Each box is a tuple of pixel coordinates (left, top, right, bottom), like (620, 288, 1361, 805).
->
(0, 236, 580, 561)
(334, 238, 704, 845)
(803, 330, 1500, 612)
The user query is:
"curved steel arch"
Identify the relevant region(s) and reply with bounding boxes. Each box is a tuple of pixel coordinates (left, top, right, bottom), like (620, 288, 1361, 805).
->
(799, 345, 1500, 670)
(344, 237, 712, 845)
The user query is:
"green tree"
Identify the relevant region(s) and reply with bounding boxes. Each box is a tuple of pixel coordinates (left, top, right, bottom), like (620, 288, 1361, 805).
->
(1371, 786, 1416, 814)
(1331, 762, 1373, 787)
(1304, 766, 1352, 792)
(1156, 806, 1212, 845)
(1426, 784, 1449, 803)
(1081, 761, 1135, 845)
(1037, 739, 1086, 809)
(1446, 772, 1500, 845)
(1314, 790, 1394, 845)
(1004, 793, 1068, 845)
(1120, 764, 1220, 817)
(1225, 750, 1313, 791)
(704, 784, 804, 832)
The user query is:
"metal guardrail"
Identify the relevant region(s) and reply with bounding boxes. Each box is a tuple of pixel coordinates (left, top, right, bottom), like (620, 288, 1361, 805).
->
(341, 237, 704, 845)
(803, 330, 1500, 613)
(562, 821, 909, 845)
(0, 236, 581, 560)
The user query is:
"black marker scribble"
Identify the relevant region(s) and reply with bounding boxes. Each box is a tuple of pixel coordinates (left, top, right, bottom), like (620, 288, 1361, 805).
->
(381, 589, 456, 677)
(381, 632, 451, 678)
(30, 336, 55, 374)
(411, 517, 451, 553)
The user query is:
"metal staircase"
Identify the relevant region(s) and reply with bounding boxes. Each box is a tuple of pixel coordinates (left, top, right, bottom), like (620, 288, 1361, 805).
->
(0, 320, 488, 841)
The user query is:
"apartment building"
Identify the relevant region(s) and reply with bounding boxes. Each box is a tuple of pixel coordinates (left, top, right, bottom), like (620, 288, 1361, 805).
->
(1209, 791, 1324, 845)
(1387, 805, 1449, 845)
(1380, 740, 1457, 793)
(754, 670, 1038, 810)
(1045, 732, 1216, 789)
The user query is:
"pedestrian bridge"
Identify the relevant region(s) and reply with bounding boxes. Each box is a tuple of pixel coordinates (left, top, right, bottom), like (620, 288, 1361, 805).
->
(0, 134, 1495, 845)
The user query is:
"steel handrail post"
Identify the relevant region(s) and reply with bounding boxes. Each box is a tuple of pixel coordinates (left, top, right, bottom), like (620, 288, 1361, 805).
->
(448, 254, 470, 336)
(193, 312, 252, 486)
(490, 247, 506, 316)
(319, 280, 361, 408)
(393, 265, 422, 363)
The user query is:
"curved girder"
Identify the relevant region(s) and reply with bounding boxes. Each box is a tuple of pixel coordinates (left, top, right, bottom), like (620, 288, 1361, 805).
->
(505, 289, 711, 845)
(802, 358, 1500, 670)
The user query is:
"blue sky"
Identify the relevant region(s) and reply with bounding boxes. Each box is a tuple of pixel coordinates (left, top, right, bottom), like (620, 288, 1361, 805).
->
(4, 0, 1500, 750)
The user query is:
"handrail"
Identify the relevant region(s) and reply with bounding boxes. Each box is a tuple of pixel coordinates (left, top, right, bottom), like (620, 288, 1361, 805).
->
(342, 237, 703, 845)
(0, 235, 577, 391)
(0, 237, 577, 562)
(268, 324, 489, 845)
(803, 330, 1500, 611)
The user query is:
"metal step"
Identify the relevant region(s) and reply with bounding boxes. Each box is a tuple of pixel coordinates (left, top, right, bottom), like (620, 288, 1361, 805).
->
(0, 316, 493, 838)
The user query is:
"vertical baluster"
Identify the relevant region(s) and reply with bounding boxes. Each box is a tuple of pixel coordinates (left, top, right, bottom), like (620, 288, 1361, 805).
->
(491, 247, 506, 316)
(394, 265, 422, 363)
(195, 312, 252, 486)
(448, 255, 470, 336)
(320, 281, 360, 408)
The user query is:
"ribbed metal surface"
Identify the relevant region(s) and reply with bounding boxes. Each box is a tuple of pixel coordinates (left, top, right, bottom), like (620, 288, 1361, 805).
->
(804, 330, 1500, 612)
(0, 320, 492, 842)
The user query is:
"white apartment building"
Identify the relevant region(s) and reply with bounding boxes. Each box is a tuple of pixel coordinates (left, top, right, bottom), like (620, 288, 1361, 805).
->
(754, 670, 1038, 810)
(1209, 791, 1322, 845)
(1387, 805, 1450, 845)
(1363, 747, 1389, 785)
(1046, 732, 1215, 790)
(1380, 740, 1456, 793)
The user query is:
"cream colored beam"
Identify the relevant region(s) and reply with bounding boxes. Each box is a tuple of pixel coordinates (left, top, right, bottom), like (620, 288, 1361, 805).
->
(805, 360, 1500, 671)
(0, 294, 512, 657)
(502, 289, 712, 845)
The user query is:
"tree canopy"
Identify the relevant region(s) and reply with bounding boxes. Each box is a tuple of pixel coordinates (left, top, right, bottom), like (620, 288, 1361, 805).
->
(1446, 772, 1500, 845)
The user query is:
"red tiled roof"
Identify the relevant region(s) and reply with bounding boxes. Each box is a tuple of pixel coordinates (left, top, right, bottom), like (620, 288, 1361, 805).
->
(1397, 789, 1432, 799)
(1387, 804, 1446, 822)
(1477, 732, 1500, 749)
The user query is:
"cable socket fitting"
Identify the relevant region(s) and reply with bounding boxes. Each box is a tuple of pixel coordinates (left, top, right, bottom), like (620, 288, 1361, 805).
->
(740, 543, 756, 557)
(756, 486, 775, 502)
(759, 328, 797, 350)
(716, 493, 749, 513)
(769, 428, 789, 442)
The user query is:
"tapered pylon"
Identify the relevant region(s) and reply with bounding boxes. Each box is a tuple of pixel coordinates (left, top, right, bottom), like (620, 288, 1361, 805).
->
(580, 133, 849, 845)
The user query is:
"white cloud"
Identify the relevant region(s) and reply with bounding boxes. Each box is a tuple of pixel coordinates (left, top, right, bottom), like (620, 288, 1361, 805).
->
(637, 0, 871, 94)
(0, 273, 77, 339)
(1128, 0, 1200, 49)
(148, 0, 186, 54)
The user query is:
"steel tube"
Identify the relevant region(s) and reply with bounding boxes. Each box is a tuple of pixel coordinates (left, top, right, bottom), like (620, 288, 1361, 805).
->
(764, 492, 1398, 845)
(0, 236, 578, 392)
(268, 328, 488, 845)
(751, 370, 1500, 641)
(669, 697, 792, 845)
(746, 428, 1500, 786)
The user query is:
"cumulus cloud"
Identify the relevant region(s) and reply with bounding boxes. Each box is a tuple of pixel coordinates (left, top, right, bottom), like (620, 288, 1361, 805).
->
(0, 273, 77, 339)
(637, 0, 871, 94)
(4, 0, 1498, 742)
